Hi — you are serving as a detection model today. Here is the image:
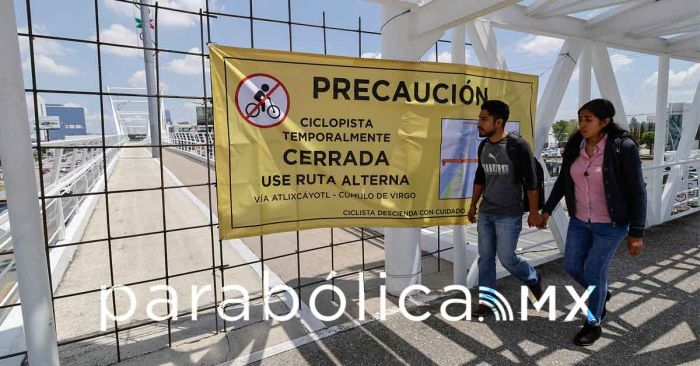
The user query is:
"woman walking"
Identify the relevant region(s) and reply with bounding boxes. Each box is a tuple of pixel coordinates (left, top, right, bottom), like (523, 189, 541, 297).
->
(539, 99, 646, 346)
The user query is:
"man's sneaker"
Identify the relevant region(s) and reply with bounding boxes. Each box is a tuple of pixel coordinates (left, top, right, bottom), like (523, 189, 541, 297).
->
(574, 323, 602, 346)
(471, 304, 493, 319)
(527, 269, 543, 304)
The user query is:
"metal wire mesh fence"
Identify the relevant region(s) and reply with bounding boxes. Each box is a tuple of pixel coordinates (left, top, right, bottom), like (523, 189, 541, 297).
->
(6, 0, 464, 362)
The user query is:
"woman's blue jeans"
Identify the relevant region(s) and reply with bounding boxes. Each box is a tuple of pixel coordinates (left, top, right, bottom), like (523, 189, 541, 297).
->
(565, 217, 628, 326)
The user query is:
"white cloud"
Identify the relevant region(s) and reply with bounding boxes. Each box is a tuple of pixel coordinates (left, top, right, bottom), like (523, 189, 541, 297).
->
(643, 63, 700, 101)
(105, 0, 211, 28)
(128, 70, 147, 88)
(99, 24, 141, 57)
(166, 47, 207, 75)
(515, 35, 564, 56)
(610, 53, 633, 72)
(18, 37, 70, 57)
(85, 111, 115, 134)
(24, 54, 79, 76)
(437, 51, 451, 63)
(18, 26, 75, 76)
(127, 70, 167, 91)
(644, 63, 700, 88)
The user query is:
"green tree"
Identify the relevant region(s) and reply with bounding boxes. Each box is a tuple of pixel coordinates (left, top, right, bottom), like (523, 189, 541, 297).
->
(552, 119, 577, 146)
(641, 131, 655, 154)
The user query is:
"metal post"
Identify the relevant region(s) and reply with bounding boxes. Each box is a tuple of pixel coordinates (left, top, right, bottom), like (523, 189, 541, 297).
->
(591, 43, 629, 129)
(0, 1, 60, 364)
(533, 39, 583, 255)
(381, 3, 422, 296)
(466, 21, 507, 70)
(140, 0, 160, 158)
(578, 42, 592, 107)
(450, 24, 468, 286)
(652, 55, 669, 225)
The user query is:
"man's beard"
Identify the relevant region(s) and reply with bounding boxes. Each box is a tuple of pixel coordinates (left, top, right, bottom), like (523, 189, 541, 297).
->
(478, 129, 492, 138)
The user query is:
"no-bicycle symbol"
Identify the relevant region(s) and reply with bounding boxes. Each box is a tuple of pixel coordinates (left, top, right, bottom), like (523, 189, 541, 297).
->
(235, 73, 290, 128)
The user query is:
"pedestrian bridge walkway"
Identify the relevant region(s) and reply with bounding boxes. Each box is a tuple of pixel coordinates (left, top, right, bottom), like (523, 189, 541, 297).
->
(39, 146, 699, 365)
(137, 212, 698, 366)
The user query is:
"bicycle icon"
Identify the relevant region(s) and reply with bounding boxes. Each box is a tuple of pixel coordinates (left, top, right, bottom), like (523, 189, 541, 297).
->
(235, 73, 289, 128)
(245, 83, 281, 119)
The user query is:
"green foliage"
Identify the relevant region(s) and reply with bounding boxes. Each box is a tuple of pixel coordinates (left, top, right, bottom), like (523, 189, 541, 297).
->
(552, 119, 577, 144)
(641, 131, 654, 148)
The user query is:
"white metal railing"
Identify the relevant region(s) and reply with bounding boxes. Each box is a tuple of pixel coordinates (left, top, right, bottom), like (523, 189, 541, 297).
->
(643, 157, 700, 220)
(455, 156, 700, 288)
(0, 135, 126, 318)
(163, 132, 214, 163)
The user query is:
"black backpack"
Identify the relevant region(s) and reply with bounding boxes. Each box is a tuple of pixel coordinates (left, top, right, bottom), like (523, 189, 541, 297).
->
(478, 133, 546, 213)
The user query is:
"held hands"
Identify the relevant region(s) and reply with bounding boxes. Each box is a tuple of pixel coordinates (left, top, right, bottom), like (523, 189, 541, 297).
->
(627, 236, 644, 256)
(467, 205, 477, 223)
(527, 211, 541, 228)
(536, 212, 550, 229)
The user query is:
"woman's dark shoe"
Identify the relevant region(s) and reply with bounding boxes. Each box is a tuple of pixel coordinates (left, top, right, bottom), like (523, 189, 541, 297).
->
(601, 290, 612, 320)
(574, 323, 602, 346)
(471, 304, 492, 319)
(583, 289, 612, 325)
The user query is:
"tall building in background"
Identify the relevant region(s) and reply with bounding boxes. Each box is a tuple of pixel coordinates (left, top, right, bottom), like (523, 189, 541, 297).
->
(666, 103, 699, 150)
(45, 104, 87, 140)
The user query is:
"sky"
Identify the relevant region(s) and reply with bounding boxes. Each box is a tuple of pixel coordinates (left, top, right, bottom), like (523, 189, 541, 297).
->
(12, 0, 700, 135)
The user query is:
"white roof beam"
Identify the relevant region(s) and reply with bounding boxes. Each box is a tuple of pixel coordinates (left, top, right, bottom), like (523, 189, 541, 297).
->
(667, 33, 700, 54)
(586, 0, 646, 26)
(486, 5, 587, 39)
(412, 0, 519, 37)
(591, 43, 628, 129)
(587, 0, 700, 39)
(466, 20, 508, 70)
(536, 0, 634, 18)
(485, 4, 669, 56)
(483, 3, 698, 62)
(534, 38, 584, 155)
(525, 0, 556, 16)
(630, 18, 700, 38)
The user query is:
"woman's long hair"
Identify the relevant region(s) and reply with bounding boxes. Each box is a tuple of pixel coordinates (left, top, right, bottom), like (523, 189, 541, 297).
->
(577, 98, 629, 137)
(564, 99, 634, 160)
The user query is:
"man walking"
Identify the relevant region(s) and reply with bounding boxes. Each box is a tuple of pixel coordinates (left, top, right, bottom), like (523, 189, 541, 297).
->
(467, 100, 543, 318)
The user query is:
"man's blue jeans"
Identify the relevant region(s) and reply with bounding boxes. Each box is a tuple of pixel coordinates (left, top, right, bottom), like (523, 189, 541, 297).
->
(477, 214, 538, 291)
(565, 217, 628, 326)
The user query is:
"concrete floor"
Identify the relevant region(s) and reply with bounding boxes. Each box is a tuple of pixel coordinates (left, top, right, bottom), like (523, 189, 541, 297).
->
(50, 147, 699, 365)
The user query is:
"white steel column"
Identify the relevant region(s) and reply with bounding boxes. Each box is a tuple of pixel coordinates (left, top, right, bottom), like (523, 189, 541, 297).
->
(0, 1, 60, 364)
(381, 3, 423, 296)
(463, 21, 509, 288)
(534, 39, 584, 155)
(652, 55, 670, 225)
(140, 0, 160, 158)
(591, 43, 629, 129)
(450, 24, 468, 286)
(533, 39, 584, 255)
(578, 42, 592, 107)
(451, 25, 466, 64)
(661, 79, 700, 221)
(466, 21, 508, 70)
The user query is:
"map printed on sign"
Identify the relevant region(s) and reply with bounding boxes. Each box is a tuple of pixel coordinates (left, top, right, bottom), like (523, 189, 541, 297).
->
(439, 120, 520, 199)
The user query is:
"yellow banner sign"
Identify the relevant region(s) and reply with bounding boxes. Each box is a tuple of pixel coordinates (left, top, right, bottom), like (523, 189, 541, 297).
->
(211, 45, 538, 239)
